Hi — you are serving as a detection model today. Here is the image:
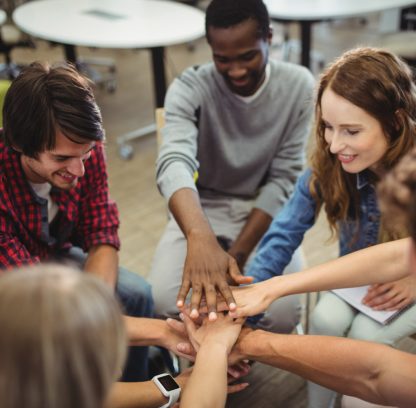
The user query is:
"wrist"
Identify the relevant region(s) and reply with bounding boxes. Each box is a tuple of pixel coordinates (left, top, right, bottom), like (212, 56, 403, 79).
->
(199, 337, 232, 356)
(235, 329, 267, 360)
(268, 275, 287, 299)
(187, 226, 215, 241)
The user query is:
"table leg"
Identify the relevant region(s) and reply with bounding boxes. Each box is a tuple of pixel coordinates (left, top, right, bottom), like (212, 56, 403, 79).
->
(63, 44, 77, 65)
(300, 21, 312, 69)
(150, 46, 167, 108)
(117, 46, 167, 159)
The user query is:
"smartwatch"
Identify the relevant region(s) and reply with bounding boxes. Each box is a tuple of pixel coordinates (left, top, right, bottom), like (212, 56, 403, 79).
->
(152, 373, 181, 408)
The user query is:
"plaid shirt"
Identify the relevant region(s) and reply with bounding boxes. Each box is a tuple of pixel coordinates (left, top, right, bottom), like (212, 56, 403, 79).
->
(0, 140, 120, 269)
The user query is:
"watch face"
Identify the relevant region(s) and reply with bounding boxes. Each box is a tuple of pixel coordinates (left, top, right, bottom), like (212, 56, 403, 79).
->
(158, 374, 180, 391)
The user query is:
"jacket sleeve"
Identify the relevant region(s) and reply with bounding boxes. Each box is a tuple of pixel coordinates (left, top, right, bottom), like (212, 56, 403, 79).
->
(156, 70, 201, 202)
(247, 169, 317, 282)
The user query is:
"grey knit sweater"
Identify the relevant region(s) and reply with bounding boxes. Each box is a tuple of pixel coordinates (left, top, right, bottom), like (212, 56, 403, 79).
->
(156, 59, 315, 217)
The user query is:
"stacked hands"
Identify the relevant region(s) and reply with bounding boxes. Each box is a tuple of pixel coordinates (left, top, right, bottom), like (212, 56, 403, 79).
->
(166, 310, 251, 390)
(176, 272, 416, 324)
(166, 272, 416, 372)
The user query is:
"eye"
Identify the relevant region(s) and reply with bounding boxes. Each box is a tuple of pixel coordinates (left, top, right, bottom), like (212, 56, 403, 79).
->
(240, 51, 257, 61)
(55, 156, 68, 163)
(346, 129, 359, 136)
(322, 121, 333, 130)
(214, 56, 229, 64)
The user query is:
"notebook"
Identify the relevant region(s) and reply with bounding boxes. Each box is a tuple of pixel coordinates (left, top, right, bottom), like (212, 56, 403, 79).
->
(331, 285, 413, 325)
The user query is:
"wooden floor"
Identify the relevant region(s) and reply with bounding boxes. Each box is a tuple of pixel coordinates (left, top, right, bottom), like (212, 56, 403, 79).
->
(6, 11, 416, 407)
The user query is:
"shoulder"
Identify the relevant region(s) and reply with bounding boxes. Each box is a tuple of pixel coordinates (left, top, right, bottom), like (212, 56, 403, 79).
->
(290, 169, 314, 199)
(82, 143, 107, 183)
(270, 60, 315, 90)
(167, 63, 218, 100)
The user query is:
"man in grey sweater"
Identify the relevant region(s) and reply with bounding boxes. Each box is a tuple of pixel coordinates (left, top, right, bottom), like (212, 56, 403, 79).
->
(149, 0, 315, 332)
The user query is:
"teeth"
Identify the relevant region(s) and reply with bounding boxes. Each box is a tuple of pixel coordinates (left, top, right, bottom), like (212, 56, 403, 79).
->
(58, 172, 73, 180)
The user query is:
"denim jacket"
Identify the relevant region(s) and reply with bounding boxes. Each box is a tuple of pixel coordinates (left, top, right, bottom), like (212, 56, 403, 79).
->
(247, 168, 381, 282)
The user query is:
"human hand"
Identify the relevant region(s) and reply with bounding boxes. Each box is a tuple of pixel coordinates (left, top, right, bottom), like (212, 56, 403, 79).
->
(196, 280, 274, 319)
(228, 246, 249, 271)
(168, 315, 251, 379)
(161, 318, 196, 360)
(363, 276, 416, 310)
(176, 237, 253, 321)
(228, 280, 275, 318)
(180, 311, 245, 355)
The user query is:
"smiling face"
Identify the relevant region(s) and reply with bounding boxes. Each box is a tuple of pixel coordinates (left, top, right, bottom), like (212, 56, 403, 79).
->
(208, 18, 272, 96)
(321, 88, 389, 175)
(20, 129, 95, 190)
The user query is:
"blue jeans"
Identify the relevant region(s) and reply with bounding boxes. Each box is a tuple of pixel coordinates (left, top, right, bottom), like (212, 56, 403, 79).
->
(116, 266, 154, 382)
(62, 247, 154, 382)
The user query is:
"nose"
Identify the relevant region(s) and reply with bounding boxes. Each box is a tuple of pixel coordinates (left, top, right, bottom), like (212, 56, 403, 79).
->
(328, 131, 346, 154)
(228, 62, 247, 79)
(67, 158, 85, 177)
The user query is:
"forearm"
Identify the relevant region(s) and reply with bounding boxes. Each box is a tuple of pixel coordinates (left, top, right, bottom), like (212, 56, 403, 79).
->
(181, 342, 228, 408)
(105, 381, 170, 408)
(237, 330, 416, 407)
(169, 188, 215, 241)
(269, 238, 410, 300)
(84, 244, 118, 288)
(229, 208, 272, 267)
(124, 316, 168, 347)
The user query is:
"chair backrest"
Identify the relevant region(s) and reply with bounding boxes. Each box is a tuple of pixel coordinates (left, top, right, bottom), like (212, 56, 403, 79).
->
(0, 79, 11, 126)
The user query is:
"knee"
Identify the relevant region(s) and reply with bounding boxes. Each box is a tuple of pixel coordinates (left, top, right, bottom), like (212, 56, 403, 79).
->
(257, 295, 302, 334)
(347, 319, 380, 342)
(310, 304, 345, 336)
(116, 270, 154, 318)
(151, 282, 181, 318)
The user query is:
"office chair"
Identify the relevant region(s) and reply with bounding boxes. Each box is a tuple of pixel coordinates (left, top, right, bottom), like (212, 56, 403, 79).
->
(77, 55, 117, 93)
(0, 0, 35, 79)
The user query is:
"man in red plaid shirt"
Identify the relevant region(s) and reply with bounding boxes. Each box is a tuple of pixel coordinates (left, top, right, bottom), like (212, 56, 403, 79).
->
(0, 62, 170, 383)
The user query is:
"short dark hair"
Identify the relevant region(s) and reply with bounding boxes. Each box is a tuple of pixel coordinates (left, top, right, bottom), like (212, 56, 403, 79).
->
(205, 0, 270, 41)
(2, 62, 104, 158)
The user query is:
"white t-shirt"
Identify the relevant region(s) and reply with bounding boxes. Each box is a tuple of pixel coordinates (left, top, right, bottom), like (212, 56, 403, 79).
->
(235, 63, 271, 103)
(30, 182, 59, 222)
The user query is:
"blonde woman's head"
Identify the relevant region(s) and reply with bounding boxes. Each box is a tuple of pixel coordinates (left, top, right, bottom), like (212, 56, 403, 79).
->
(0, 264, 127, 408)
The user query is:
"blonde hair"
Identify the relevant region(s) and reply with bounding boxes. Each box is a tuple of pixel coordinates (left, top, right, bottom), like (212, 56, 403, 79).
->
(309, 47, 416, 240)
(0, 264, 127, 408)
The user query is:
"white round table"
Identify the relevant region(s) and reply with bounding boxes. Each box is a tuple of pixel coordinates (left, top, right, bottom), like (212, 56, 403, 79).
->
(264, 0, 416, 68)
(13, 0, 205, 106)
(0, 9, 6, 26)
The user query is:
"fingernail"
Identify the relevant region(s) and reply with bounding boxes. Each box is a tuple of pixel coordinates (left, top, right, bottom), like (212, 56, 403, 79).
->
(177, 300, 183, 307)
(209, 312, 217, 321)
(229, 370, 238, 377)
(177, 343, 185, 351)
(229, 302, 236, 310)
(191, 309, 198, 318)
(179, 313, 184, 321)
